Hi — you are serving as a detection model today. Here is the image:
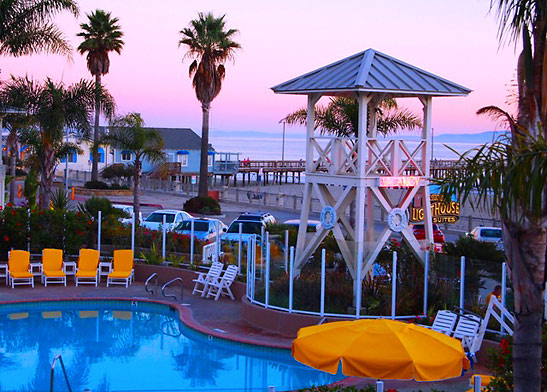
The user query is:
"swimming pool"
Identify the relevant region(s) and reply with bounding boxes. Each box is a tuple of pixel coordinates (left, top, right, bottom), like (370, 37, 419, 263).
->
(0, 300, 343, 391)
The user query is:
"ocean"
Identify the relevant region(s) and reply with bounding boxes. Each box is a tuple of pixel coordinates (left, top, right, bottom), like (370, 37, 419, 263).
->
(209, 130, 507, 161)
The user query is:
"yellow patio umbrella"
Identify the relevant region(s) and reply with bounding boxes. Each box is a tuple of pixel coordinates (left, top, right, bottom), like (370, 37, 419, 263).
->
(292, 318, 470, 381)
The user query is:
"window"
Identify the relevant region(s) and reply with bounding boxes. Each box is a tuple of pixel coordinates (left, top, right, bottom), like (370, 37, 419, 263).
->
(208, 154, 213, 167)
(177, 153, 188, 167)
(121, 151, 132, 161)
(144, 213, 175, 223)
(90, 147, 105, 163)
(61, 152, 77, 163)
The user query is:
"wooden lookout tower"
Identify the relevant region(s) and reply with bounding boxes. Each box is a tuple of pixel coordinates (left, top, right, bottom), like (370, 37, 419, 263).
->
(272, 49, 471, 309)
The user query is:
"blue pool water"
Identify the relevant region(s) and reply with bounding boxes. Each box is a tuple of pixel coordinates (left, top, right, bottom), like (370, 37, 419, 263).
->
(0, 300, 343, 391)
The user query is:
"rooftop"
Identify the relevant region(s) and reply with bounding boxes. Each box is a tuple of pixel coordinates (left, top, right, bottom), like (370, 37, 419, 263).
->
(272, 48, 471, 97)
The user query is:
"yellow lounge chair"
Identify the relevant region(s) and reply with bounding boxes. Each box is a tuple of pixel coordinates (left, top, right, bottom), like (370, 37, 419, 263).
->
(107, 250, 134, 288)
(42, 248, 66, 286)
(8, 250, 34, 289)
(75, 249, 100, 287)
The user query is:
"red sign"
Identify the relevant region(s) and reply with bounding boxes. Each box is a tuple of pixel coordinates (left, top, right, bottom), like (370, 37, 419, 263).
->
(378, 176, 420, 188)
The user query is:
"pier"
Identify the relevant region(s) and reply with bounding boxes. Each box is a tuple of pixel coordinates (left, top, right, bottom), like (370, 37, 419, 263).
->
(214, 159, 460, 186)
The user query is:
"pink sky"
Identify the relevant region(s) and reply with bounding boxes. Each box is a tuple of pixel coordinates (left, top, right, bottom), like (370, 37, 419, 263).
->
(1, 0, 519, 136)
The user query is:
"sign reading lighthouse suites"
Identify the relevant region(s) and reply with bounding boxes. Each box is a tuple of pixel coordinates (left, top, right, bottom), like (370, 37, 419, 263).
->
(410, 194, 460, 224)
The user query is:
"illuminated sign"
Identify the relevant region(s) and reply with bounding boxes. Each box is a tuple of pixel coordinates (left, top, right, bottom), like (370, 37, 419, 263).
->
(410, 194, 460, 224)
(378, 176, 420, 188)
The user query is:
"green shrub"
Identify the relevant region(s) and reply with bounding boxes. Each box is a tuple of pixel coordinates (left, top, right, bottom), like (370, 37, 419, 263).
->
(84, 180, 109, 189)
(101, 163, 133, 185)
(183, 196, 221, 215)
(108, 183, 130, 190)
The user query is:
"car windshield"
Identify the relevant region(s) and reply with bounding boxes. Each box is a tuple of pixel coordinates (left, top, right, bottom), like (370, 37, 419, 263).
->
(237, 215, 262, 222)
(481, 229, 502, 239)
(145, 213, 175, 223)
(177, 221, 209, 232)
(227, 221, 262, 234)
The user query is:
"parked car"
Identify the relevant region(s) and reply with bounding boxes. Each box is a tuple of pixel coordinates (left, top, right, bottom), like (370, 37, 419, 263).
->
(112, 204, 143, 225)
(237, 211, 276, 225)
(412, 223, 445, 243)
(174, 218, 227, 242)
(283, 219, 321, 232)
(142, 210, 192, 232)
(221, 219, 266, 246)
(468, 226, 504, 250)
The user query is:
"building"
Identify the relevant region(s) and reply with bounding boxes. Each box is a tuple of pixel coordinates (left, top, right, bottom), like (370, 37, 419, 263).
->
(110, 127, 219, 182)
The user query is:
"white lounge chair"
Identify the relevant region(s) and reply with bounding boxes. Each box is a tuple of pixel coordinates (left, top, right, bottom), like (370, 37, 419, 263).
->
(431, 310, 459, 335)
(453, 313, 482, 352)
(192, 261, 223, 297)
(206, 264, 238, 301)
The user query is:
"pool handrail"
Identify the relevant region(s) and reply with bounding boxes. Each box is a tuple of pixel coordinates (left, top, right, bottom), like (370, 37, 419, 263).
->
(50, 354, 72, 392)
(162, 277, 184, 303)
(145, 273, 158, 296)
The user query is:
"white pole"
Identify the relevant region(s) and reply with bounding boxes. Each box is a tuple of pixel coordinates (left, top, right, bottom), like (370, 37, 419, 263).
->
(460, 256, 466, 312)
(356, 249, 362, 318)
(252, 235, 257, 300)
(246, 236, 252, 299)
(391, 251, 397, 319)
(320, 249, 326, 316)
(501, 262, 507, 334)
(162, 215, 166, 260)
(265, 242, 270, 308)
(284, 230, 289, 273)
(375, 380, 384, 392)
(27, 208, 31, 252)
(190, 219, 195, 265)
(131, 212, 135, 252)
(289, 246, 294, 313)
(238, 222, 242, 273)
(264, 231, 270, 279)
(97, 210, 102, 254)
(473, 375, 482, 392)
(423, 251, 429, 316)
(216, 220, 220, 261)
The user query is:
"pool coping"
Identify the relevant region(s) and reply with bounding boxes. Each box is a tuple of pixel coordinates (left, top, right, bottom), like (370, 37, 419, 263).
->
(0, 296, 294, 351)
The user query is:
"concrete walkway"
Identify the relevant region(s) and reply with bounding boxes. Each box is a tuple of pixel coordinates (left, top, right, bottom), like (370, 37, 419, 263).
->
(0, 280, 482, 392)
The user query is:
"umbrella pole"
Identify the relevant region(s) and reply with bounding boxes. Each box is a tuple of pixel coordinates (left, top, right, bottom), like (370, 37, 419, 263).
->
(376, 380, 384, 392)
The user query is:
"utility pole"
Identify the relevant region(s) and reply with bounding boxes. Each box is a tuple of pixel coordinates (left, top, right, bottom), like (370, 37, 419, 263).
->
(279, 119, 286, 165)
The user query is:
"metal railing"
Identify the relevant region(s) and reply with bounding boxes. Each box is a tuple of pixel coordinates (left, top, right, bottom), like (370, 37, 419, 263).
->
(145, 273, 158, 296)
(162, 277, 184, 303)
(50, 354, 72, 392)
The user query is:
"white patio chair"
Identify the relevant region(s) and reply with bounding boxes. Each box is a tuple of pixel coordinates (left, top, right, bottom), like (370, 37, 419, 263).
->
(430, 310, 459, 335)
(206, 264, 238, 301)
(452, 313, 482, 352)
(192, 261, 223, 297)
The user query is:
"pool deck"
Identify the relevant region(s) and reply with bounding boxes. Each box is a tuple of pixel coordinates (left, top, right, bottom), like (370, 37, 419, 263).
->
(0, 281, 483, 392)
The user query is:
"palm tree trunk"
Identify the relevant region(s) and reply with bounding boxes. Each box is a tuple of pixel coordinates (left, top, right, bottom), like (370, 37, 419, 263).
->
(91, 73, 101, 182)
(198, 102, 210, 198)
(7, 131, 17, 203)
(39, 144, 55, 210)
(503, 219, 546, 392)
(133, 158, 141, 227)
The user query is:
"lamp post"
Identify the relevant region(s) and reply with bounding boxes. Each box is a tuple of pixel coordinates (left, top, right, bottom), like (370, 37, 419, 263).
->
(64, 128, 69, 191)
(279, 119, 286, 166)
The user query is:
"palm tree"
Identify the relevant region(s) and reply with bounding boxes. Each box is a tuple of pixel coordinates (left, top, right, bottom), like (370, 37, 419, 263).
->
(77, 9, 124, 182)
(0, 0, 78, 57)
(103, 113, 166, 222)
(6, 77, 115, 210)
(284, 97, 422, 136)
(0, 76, 36, 203)
(179, 12, 240, 198)
(438, 1, 546, 391)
